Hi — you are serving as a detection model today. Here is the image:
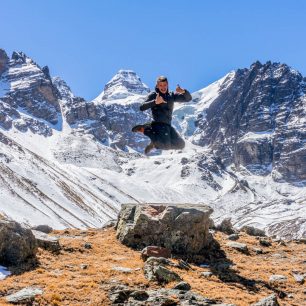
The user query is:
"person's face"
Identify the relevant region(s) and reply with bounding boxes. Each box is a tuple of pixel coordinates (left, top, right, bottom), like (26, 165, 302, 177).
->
(157, 81, 168, 94)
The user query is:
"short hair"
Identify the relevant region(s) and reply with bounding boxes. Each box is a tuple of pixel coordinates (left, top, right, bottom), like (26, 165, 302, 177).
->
(156, 76, 168, 84)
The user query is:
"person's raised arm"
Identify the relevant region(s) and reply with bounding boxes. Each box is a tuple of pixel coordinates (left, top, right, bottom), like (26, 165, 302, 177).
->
(139, 92, 157, 111)
(173, 85, 192, 103)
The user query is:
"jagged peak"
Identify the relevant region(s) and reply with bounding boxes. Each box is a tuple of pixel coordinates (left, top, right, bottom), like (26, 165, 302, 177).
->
(94, 69, 150, 102)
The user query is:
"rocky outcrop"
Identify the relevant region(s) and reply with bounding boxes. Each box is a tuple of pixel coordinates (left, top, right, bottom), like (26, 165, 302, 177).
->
(0, 219, 37, 266)
(190, 61, 306, 182)
(0, 49, 9, 76)
(116, 203, 214, 258)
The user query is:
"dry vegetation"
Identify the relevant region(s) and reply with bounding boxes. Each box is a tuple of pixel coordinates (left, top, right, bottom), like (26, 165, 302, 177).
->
(0, 227, 305, 305)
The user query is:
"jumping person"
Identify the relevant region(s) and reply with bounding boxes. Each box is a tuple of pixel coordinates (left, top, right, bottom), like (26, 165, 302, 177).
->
(132, 76, 192, 154)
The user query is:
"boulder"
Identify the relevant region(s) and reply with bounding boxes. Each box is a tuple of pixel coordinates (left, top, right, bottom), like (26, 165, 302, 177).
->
(240, 225, 266, 237)
(216, 218, 236, 234)
(116, 203, 214, 257)
(31, 230, 60, 252)
(0, 220, 37, 266)
(5, 287, 43, 304)
(32, 224, 53, 234)
(226, 242, 248, 254)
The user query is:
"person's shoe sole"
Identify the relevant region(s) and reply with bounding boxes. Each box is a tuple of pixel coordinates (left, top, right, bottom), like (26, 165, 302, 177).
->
(144, 143, 155, 155)
(132, 125, 145, 133)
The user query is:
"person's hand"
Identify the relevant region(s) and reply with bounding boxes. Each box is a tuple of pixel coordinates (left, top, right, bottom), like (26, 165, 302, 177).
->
(155, 93, 166, 104)
(176, 84, 185, 94)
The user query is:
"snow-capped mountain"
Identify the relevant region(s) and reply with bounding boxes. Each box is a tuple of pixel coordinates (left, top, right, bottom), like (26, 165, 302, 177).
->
(0, 48, 305, 238)
(93, 69, 150, 102)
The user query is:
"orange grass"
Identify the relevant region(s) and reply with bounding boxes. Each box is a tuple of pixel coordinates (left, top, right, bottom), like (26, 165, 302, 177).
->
(0, 228, 305, 305)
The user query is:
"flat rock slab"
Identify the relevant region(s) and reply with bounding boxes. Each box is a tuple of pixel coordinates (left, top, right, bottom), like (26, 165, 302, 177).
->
(116, 203, 213, 256)
(250, 293, 279, 306)
(6, 287, 43, 304)
(32, 230, 61, 252)
(226, 242, 248, 253)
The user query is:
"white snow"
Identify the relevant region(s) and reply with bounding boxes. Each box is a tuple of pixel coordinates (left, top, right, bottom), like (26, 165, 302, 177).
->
(0, 266, 11, 280)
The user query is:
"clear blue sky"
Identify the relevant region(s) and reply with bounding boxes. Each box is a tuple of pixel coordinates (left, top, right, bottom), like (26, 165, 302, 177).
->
(2, 0, 306, 100)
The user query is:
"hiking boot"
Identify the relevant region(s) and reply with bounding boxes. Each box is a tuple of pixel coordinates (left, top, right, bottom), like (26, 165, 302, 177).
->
(132, 125, 145, 133)
(144, 142, 155, 155)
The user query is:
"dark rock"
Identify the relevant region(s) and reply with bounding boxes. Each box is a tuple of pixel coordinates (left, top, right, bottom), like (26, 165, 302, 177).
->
(0, 49, 9, 76)
(32, 224, 53, 234)
(102, 219, 117, 229)
(144, 257, 181, 283)
(259, 239, 272, 247)
(31, 230, 60, 253)
(240, 225, 266, 237)
(0, 219, 37, 266)
(84, 242, 92, 249)
(216, 218, 236, 234)
(228, 234, 239, 241)
(5, 287, 43, 304)
(116, 203, 214, 258)
(141, 246, 171, 260)
(226, 242, 248, 253)
(172, 281, 191, 291)
(129, 290, 149, 301)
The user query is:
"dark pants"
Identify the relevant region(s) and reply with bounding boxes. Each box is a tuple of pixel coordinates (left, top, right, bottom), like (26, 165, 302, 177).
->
(143, 122, 185, 150)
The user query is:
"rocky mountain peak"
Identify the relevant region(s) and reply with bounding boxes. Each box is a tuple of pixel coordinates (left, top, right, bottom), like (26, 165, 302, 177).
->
(0, 49, 9, 76)
(95, 69, 150, 101)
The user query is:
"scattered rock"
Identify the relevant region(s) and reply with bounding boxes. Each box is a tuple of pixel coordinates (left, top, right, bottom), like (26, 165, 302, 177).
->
(259, 239, 272, 247)
(129, 290, 149, 301)
(216, 218, 236, 235)
(32, 224, 53, 234)
(226, 242, 248, 253)
(201, 271, 213, 278)
(292, 272, 305, 284)
(5, 287, 43, 304)
(240, 225, 266, 237)
(141, 246, 171, 260)
(177, 259, 192, 270)
(80, 264, 88, 270)
(84, 242, 92, 249)
(253, 248, 264, 255)
(269, 275, 288, 284)
(250, 293, 279, 306)
(228, 234, 239, 241)
(172, 281, 191, 291)
(112, 266, 134, 273)
(116, 203, 214, 258)
(144, 257, 181, 283)
(0, 219, 37, 266)
(31, 230, 60, 253)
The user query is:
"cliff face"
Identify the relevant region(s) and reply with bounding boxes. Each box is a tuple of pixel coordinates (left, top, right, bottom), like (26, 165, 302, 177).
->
(187, 61, 306, 182)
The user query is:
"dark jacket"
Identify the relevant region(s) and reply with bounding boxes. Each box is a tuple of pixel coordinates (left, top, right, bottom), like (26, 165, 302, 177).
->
(140, 89, 192, 125)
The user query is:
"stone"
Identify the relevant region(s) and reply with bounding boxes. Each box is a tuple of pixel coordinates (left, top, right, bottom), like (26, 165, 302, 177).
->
(240, 225, 266, 237)
(259, 239, 272, 247)
(292, 272, 305, 284)
(250, 293, 279, 306)
(216, 218, 236, 234)
(31, 230, 60, 252)
(84, 242, 92, 249)
(116, 203, 214, 257)
(144, 257, 181, 283)
(253, 248, 263, 255)
(201, 271, 213, 278)
(112, 266, 134, 273)
(172, 281, 191, 291)
(80, 264, 88, 270)
(0, 219, 37, 266)
(5, 287, 43, 304)
(141, 246, 171, 260)
(102, 219, 117, 229)
(228, 234, 239, 241)
(226, 242, 248, 253)
(269, 275, 288, 284)
(32, 224, 53, 234)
